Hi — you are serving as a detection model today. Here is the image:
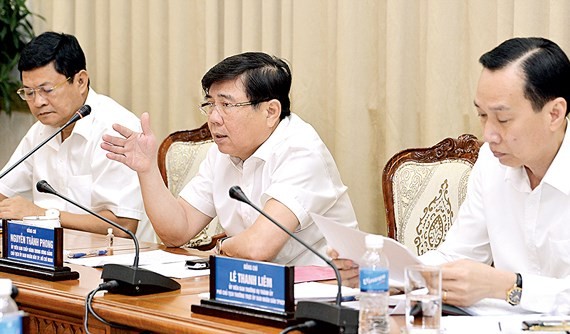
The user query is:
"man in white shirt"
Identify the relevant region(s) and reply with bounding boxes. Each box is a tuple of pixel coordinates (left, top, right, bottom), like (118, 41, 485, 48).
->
(102, 52, 358, 265)
(333, 37, 570, 313)
(0, 32, 151, 241)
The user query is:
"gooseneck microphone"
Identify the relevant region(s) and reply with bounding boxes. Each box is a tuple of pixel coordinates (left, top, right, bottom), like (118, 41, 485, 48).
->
(37, 180, 141, 265)
(230, 186, 343, 304)
(0, 105, 92, 180)
(36, 180, 180, 295)
(229, 186, 358, 333)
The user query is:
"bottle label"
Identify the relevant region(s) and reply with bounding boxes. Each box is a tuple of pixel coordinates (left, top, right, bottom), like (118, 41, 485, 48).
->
(360, 268, 389, 292)
(0, 314, 22, 334)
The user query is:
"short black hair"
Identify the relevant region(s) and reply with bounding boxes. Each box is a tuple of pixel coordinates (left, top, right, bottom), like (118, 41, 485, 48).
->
(479, 37, 570, 114)
(18, 31, 86, 83)
(201, 52, 292, 119)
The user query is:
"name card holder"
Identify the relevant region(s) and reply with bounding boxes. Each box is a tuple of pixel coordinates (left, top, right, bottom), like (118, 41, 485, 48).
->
(0, 219, 79, 281)
(191, 255, 297, 328)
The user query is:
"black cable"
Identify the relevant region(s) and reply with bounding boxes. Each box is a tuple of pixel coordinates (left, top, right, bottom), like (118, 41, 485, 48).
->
(280, 320, 318, 334)
(84, 281, 131, 333)
(84, 289, 96, 334)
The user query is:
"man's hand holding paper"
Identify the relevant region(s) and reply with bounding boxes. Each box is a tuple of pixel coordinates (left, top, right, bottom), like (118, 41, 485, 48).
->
(310, 213, 422, 288)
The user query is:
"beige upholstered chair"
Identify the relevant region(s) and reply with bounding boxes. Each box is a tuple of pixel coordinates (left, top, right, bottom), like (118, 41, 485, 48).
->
(157, 122, 224, 250)
(382, 134, 481, 256)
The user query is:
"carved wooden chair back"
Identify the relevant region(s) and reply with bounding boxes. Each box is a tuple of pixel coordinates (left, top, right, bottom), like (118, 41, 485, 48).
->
(382, 134, 482, 256)
(157, 123, 224, 250)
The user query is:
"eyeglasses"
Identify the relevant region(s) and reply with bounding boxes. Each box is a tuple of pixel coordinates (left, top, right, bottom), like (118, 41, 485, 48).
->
(199, 100, 266, 117)
(17, 77, 72, 101)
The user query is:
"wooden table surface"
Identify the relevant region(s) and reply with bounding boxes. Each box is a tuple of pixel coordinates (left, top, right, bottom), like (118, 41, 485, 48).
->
(1, 229, 284, 333)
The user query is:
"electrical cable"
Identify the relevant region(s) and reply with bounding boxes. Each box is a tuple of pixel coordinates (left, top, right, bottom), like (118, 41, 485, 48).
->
(280, 320, 318, 334)
(84, 280, 131, 333)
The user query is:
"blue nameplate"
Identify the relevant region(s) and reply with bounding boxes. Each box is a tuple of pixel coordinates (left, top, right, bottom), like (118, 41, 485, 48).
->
(210, 256, 294, 314)
(4, 220, 57, 267)
(0, 219, 77, 281)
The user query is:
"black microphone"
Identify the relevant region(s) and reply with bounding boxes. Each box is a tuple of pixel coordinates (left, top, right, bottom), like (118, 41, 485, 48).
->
(36, 180, 180, 295)
(0, 105, 92, 180)
(11, 285, 18, 300)
(229, 186, 358, 333)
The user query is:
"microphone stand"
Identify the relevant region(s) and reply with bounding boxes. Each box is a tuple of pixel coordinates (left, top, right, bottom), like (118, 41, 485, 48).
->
(0, 105, 92, 180)
(37, 180, 180, 295)
(229, 186, 358, 333)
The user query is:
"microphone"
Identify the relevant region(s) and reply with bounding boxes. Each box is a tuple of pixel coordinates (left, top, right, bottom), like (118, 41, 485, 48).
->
(0, 105, 92, 180)
(229, 186, 358, 333)
(36, 180, 180, 295)
(11, 285, 18, 300)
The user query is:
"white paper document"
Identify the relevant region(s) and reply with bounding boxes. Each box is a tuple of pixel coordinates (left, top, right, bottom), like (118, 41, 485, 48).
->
(294, 281, 359, 302)
(65, 249, 198, 267)
(463, 298, 537, 316)
(342, 294, 406, 314)
(142, 262, 210, 279)
(441, 314, 563, 334)
(310, 213, 422, 285)
(65, 249, 210, 278)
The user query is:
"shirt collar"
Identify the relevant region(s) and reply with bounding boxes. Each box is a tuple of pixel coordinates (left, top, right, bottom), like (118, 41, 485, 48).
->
(250, 114, 291, 162)
(70, 88, 96, 141)
(226, 114, 293, 166)
(504, 165, 530, 192)
(541, 118, 570, 194)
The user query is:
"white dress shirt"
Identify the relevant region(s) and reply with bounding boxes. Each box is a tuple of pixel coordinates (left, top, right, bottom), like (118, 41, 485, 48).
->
(0, 89, 153, 242)
(421, 127, 570, 313)
(179, 113, 358, 265)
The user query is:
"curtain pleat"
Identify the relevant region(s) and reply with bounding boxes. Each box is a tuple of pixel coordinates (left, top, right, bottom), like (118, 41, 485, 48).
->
(27, 0, 570, 234)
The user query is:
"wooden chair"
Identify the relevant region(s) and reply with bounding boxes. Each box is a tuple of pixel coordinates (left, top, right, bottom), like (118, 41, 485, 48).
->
(157, 122, 225, 250)
(382, 134, 482, 256)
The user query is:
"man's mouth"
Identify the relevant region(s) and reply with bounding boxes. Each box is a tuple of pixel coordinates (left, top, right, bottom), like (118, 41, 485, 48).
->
(37, 111, 54, 117)
(491, 150, 505, 158)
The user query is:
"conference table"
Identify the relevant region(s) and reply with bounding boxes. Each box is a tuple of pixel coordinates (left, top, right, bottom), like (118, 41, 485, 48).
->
(0, 229, 286, 334)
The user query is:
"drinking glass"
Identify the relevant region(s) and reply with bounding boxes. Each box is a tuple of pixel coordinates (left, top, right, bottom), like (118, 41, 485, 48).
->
(405, 265, 442, 333)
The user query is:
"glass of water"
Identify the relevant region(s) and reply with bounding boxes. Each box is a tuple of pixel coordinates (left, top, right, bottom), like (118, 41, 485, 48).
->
(405, 265, 442, 333)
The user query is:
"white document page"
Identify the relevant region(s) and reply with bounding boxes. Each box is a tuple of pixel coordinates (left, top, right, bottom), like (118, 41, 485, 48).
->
(66, 250, 209, 278)
(310, 213, 422, 286)
(65, 249, 198, 267)
(141, 261, 210, 279)
(294, 281, 359, 302)
(441, 314, 562, 334)
(464, 298, 537, 316)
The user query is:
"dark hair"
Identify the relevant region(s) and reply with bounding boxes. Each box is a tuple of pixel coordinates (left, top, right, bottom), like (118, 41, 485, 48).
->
(479, 37, 570, 114)
(201, 52, 292, 119)
(18, 31, 86, 83)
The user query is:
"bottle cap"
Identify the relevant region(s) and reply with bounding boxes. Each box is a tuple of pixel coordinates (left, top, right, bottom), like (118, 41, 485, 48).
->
(107, 228, 113, 234)
(365, 234, 384, 248)
(0, 279, 12, 296)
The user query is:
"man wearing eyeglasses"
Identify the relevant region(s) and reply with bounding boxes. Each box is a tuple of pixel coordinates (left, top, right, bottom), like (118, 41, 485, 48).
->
(102, 52, 358, 265)
(0, 32, 153, 241)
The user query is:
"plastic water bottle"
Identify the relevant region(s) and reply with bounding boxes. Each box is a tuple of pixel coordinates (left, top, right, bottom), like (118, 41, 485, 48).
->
(359, 234, 390, 334)
(0, 279, 22, 334)
(106, 227, 115, 255)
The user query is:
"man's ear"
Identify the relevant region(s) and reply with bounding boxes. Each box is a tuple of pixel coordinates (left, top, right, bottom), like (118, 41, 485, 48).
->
(265, 99, 282, 127)
(76, 70, 89, 91)
(549, 97, 567, 131)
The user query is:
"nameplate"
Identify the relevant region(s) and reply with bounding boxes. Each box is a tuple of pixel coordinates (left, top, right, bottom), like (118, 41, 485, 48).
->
(210, 256, 294, 314)
(4, 220, 59, 267)
(0, 220, 77, 281)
